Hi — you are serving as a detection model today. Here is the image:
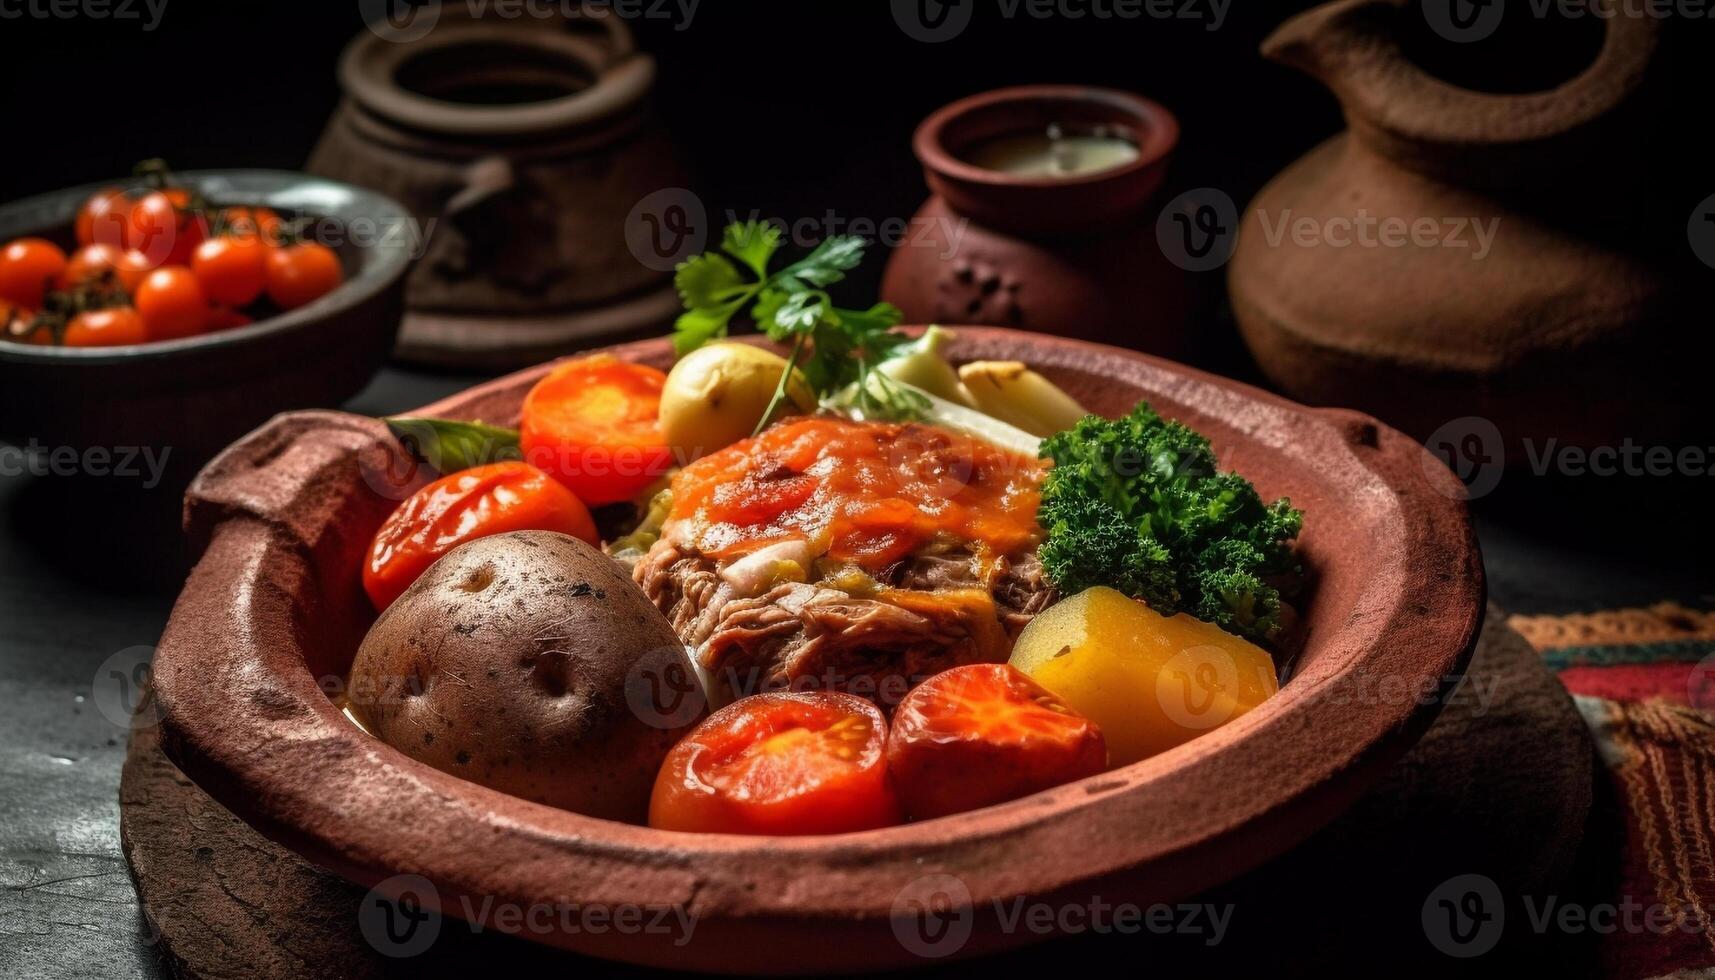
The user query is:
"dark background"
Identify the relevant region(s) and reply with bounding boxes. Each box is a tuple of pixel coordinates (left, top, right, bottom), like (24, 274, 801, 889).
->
(0, 3, 1710, 978)
(3, 0, 1702, 286)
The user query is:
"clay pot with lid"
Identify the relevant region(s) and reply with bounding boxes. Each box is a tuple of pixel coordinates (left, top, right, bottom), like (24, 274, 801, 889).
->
(1230, 0, 1706, 458)
(881, 85, 1193, 356)
(310, 6, 689, 369)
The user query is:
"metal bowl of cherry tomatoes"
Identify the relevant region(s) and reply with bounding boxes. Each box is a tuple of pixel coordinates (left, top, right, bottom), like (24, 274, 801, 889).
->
(0, 168, 411, 466)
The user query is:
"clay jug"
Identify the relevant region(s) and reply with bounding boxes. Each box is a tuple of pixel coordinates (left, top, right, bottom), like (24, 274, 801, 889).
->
(310, 6, 688, 369)
(1230, 0, 1704, 460)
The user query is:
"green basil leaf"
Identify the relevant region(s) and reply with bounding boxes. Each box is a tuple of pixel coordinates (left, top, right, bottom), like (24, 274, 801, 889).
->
(383, 416, 522, 474)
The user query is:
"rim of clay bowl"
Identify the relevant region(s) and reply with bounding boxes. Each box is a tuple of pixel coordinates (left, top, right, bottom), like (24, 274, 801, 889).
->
(151, 328, 1485, 971)
(917, 84, 1178, 186)
(0, 170, 413, 365)
(914, 85, 1179, 234)
(339, 11, 655, 138)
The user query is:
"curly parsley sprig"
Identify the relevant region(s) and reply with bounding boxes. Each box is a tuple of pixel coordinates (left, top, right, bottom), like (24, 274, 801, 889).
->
(672, 221, 926, 434)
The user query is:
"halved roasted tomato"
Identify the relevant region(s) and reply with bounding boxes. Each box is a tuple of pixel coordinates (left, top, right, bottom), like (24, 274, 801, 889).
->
(886, 663, 1107, 820)
(649, 691, 901, 835)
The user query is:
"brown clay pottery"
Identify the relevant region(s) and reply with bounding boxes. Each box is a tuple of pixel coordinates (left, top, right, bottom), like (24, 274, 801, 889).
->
(309, 5, 689, 370)
(0, 170, 409, 467)
(150, 328, 1483, 972)
(881, 86, 1193, 357)
(1230, 0, 1705, 459)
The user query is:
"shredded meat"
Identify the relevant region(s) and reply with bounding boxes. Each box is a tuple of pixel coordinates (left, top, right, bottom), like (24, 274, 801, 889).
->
(635, 540, 1055, 707)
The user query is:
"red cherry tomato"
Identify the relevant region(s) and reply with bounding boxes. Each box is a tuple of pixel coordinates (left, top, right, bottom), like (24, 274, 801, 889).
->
(649, 691, 902, 835)
(205, 307, 254, 332)
(132, 266, 209, 341)
(363, 460, 599, 611)
(126, 189, 205, 268)
(0, 238, 68, 308)
(885, 664, 1108, 820)
(264, 241, 343, 310)
(191, 235, 268, 307)
(58, 243, 122, 289)
(519, 354, 676, 505)
(1, 300, 39, 344)
(112, 249, 156, 293)
(76, 186, 130, 249)
(62, 307, 147, 348)
(219, 206, 283, 244)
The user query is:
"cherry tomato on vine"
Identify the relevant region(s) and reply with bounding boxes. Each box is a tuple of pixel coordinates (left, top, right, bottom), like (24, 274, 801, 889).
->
(62, 307, 147, 348)
(1, 300, 39, 344)
(205, 307, 254, 332)
(133, 266, 209, 341)
(76, 186, 130, 249)
(127, 189, 205, 268)
(219, 206, 282, 244)
(264, 241, 342, 310)
(363, 460, 599, 610)
(648, 691, 903, 835)
(0, 238, 68, 308)
(112, 249, 156, 293)
(58, 243, 122, 290)
(191, 235, 268, 307)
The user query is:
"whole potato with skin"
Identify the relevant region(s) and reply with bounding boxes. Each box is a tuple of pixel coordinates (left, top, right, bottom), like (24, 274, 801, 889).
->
(349, 530, 705, 822)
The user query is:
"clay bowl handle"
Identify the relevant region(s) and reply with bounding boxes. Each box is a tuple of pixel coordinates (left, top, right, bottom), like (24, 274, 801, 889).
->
(1263, 0, 1657, 186)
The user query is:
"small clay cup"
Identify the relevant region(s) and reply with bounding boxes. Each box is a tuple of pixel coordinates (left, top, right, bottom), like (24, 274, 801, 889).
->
(882, 86, 1193, 354)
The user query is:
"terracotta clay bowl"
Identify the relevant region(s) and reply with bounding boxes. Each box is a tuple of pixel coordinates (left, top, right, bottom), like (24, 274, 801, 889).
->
(0, 170, 410, 464)
(150, 328, 1483, 973)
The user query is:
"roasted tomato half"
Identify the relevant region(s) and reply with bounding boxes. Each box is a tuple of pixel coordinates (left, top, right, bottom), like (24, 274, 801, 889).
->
(649, 691, 902, 835)
(363, 460, 598, 610)
(886, 663, 1107, 820)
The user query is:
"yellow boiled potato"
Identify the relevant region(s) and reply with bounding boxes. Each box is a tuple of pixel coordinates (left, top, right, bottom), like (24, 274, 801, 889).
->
(660, 343, 816, 460)
(1009, 587, 1278, 766)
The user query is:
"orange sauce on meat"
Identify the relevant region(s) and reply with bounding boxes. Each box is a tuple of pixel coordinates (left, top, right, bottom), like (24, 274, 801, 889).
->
(667, 418, 1044, 570)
